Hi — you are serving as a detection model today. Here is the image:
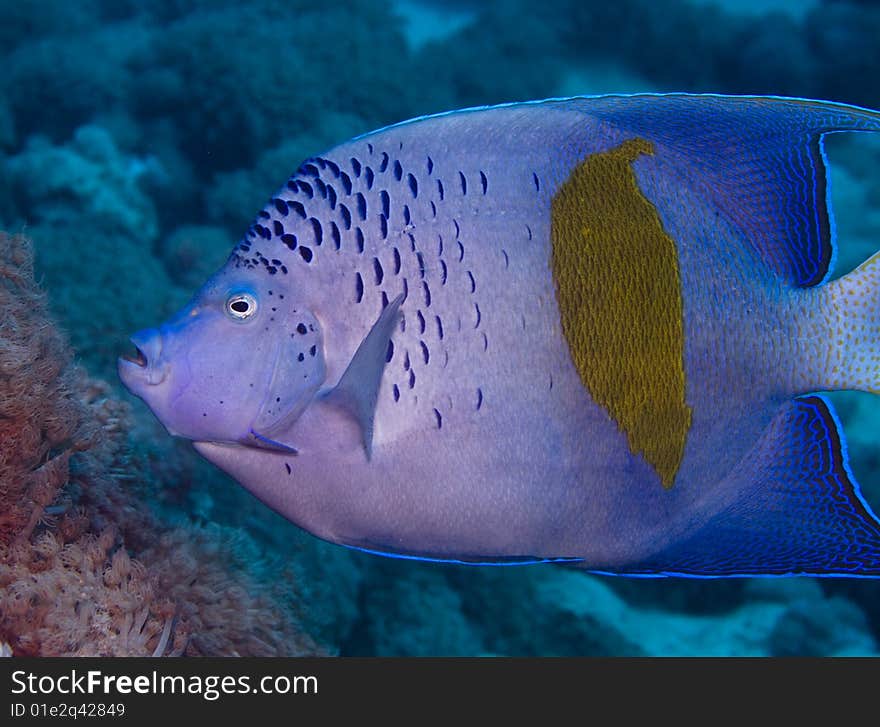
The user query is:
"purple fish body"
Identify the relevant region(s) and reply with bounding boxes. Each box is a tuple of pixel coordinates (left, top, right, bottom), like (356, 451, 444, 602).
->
(120, 94, 880, 576)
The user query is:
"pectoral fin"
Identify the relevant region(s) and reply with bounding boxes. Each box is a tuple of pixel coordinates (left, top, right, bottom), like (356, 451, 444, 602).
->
(247, 428, 299, 455)
(321, 294, 405, 459)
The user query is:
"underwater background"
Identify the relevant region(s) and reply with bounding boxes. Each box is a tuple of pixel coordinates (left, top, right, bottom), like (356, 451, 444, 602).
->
(2, 0, 880, 656)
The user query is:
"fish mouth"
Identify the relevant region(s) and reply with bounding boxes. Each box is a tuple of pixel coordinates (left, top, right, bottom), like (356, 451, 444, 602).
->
(121, 342, 148, 368)
(118, 330, 167, 387)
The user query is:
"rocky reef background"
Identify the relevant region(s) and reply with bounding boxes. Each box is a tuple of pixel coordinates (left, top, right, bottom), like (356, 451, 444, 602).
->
(1, 0, 880, 655)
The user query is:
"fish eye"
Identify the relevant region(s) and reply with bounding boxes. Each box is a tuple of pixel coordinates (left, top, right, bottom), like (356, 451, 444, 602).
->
(226, 292, 258, 320)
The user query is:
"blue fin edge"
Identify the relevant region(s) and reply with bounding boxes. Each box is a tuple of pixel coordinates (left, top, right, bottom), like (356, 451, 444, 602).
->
(351, 92, 880, 144)
(343, 543, 583, 567)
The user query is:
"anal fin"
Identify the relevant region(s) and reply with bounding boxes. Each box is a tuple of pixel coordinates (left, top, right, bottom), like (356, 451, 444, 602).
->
(621, 396, 880, 577)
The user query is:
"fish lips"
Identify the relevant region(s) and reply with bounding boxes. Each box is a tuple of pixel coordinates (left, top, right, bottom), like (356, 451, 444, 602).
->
(118, 329, 168, 389)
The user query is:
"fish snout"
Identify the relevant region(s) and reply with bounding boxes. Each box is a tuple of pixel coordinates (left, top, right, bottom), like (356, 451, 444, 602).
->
(118, 328, 167, 386)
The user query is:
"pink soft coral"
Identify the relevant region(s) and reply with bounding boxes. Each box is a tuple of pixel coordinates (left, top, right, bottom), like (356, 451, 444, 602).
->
(0, 233, 322, 656)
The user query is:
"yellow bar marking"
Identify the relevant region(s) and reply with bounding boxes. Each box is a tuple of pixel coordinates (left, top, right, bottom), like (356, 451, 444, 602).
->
(551, 138, 691, 488)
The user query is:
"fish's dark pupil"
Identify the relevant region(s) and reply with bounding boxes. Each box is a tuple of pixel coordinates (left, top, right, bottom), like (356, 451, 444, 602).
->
(231, 300, 250, 313)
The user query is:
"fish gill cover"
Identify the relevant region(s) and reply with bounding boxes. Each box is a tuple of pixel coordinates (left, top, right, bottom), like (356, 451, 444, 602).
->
(0, 0, 879, 655)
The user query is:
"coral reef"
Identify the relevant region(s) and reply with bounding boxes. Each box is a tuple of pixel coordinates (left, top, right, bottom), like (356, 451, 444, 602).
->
(3, 22, 145, 144)
(134, 0, 416, 176)
(0, 94, 14, 151)
(5, 126, 160, 244)
(343, 561, 876, 656)
(160, 225, 230, 289)
(0, 1, 105, 52)
(350, 565, 485, 656)
(203, 120, 366, 233)
(410, 0, 565, 111)
(1, 125, 181, 380)
(0, 233, 322, 656)
(26, 221, 179, 383)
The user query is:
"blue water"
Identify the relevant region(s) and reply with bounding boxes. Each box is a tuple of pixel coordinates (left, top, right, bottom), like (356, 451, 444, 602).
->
(1, 0, 880, 656)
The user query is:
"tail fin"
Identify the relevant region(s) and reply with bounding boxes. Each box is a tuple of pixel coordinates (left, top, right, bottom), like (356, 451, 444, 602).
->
(823, 251, 880, 394)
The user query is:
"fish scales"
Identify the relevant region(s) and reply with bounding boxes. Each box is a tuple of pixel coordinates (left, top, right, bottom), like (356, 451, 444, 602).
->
(120, 95, 880, 576)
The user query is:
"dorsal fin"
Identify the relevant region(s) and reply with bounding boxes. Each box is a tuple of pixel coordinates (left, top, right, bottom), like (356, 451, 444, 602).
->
(321, 293, 404, 459)
(564, 94, 880, 287)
